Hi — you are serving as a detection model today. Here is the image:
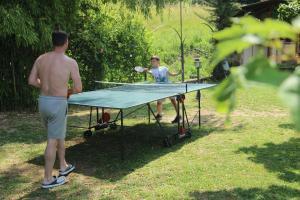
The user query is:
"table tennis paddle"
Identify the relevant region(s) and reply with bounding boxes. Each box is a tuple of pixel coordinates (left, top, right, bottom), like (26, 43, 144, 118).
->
(134, 66, 144, 73)
(67, 88, 73, 99)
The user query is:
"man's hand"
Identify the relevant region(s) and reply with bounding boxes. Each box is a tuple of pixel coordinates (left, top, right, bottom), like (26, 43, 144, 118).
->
(177, 70, 182, 76)
(67, 88, 73, 99)
(168, 69, 182, 76)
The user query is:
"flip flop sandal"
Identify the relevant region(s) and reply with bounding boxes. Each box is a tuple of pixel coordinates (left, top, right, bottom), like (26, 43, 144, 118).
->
(59, 164, 75, 176)
(41, 176, 66, 189)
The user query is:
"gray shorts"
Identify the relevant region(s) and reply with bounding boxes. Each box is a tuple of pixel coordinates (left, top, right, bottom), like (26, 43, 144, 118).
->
(38, 95, 68, 139)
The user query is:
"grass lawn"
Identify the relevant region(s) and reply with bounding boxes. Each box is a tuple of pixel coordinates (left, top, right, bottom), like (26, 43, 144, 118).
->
(142, 4, 214, 79)
(0, 85, 299, 199)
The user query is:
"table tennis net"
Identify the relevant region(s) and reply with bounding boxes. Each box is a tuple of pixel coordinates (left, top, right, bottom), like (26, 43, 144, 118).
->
(95, 81, 192, 93)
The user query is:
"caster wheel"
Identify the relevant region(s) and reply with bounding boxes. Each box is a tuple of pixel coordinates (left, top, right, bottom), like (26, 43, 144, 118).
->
(109, 123, 117, 130)
(83, 130, 93, 138)
(163, 136, 173, 147)
(186, 129, 192, 138)
(95, 124, 102, 131)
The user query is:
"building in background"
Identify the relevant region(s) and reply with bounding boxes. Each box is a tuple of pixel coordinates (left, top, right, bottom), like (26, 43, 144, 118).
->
(237, 0, 299, 69)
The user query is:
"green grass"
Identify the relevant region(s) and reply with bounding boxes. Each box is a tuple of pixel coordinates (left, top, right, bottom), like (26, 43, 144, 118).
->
(0, 85, 299, 199)
(141, 4, 214, 80)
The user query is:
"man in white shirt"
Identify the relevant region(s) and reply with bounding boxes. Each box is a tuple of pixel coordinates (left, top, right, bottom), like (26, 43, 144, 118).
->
(144, 56, 181, 123)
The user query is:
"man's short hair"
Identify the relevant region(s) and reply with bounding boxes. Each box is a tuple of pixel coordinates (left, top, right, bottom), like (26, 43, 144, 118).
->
(150, 55, 160, 61)
(52, 30, 68, 47)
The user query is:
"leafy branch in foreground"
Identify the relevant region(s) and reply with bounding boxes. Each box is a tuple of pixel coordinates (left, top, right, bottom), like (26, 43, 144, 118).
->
(213, 16, 300, 131)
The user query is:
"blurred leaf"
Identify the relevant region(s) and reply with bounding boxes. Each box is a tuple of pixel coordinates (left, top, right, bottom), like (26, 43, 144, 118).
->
(212, 38, 254, 67)
(279, 69, 300, 131)
(292, 16, 300, 30)
(212, 16, 297, 67)
(243, 55, 290, 87)
(214, 69, 242, 114)
(213, 25, 245, 40)
(263, 19, 297, 41)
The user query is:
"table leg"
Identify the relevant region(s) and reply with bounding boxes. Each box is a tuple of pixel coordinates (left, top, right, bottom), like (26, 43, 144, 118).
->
(198, 91, 201, 128)
(89, 107, 93, 129)
(148, 104, 150, 124)
(177, 96, 180, 134)
(120, 109, 125, 160)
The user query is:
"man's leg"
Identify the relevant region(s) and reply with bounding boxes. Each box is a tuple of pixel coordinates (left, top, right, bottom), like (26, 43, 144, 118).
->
(44, 139, 58, 183)
(170, 98, 178, 115)
(57, 139, 68, 171)
(157, 101, 163, 115)
(170, 98, 181, 123)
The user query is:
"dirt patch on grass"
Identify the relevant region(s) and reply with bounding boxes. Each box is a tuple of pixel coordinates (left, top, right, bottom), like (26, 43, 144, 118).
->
(232, 108, 288, 118)
(0, 112, 41, 130)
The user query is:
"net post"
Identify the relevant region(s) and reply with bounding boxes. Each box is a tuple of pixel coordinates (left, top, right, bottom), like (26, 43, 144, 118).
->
(185, 83, 188, 93)
(198, 91, 201, 128)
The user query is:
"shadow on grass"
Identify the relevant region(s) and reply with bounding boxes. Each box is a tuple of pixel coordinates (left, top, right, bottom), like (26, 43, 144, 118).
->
(278, 123, 295, 130)
(189, 185, 300, 200)
(0, 167, 31, 198)
(0, 113, 85, 146)
(237, 138, 300, 183)
(28, 117, 227, 182)
(19, 181, 92, 200)
(0, 164, 92, 200)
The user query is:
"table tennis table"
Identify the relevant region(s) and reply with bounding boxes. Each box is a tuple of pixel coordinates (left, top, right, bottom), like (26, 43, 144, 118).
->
(68, 82, 216, 158)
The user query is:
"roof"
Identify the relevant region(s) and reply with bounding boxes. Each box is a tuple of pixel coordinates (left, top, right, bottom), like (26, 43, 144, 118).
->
(242, 0, 283, 9)
(237, 0, 284, 18)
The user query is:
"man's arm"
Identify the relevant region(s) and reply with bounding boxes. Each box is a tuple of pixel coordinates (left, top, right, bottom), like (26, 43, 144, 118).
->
(168, 69, 181, 76)
(70, 60, 82, 94)
(28, 58, 41, 88)
(143, 68, 152, 74)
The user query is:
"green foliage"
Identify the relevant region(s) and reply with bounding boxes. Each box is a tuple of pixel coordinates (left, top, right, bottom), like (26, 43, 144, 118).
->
(143, 5, 214, 80)
(279, 67, 300, 130)
(213, 15, 300, 131)
(70, 2, 150, 89)
(0, 0, 151, 110)
(0, 0, 79, 110)
(106, 0, 182, 16)
(278, 0, 300, 23)
(194, 0, 241, 30)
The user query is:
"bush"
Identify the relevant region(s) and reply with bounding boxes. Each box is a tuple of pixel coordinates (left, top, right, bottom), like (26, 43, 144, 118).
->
(0, 1, 151, 110)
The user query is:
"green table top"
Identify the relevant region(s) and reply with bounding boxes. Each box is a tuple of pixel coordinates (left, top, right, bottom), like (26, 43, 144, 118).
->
(68, 83, 216, 109)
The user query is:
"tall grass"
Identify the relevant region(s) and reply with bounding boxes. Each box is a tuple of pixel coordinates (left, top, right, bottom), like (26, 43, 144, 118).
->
(141, 4, 215, 81)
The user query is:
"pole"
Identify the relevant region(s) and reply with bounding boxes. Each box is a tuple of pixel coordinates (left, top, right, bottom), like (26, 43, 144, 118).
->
(197, 68, 201, 128)
(180, 0, 185, 82)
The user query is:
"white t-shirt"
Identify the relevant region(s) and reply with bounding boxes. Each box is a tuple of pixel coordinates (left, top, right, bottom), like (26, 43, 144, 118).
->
(150, 66, 169, 83)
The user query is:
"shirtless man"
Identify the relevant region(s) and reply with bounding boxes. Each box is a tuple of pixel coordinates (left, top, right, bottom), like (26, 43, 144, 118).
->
(28, 30, 82, 189)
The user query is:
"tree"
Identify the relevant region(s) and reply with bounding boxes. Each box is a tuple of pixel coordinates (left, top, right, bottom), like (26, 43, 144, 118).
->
(70, 2, 151, 88)
(0, 0, 155, 111)
(0, 0, 79, 110)
(277, 0, 300, 23)
(192, 0, 241, 30)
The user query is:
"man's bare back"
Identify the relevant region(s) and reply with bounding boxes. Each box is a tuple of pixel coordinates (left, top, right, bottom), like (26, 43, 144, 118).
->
(29, 51, 82, 97)
(29, 30, 81, 189)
